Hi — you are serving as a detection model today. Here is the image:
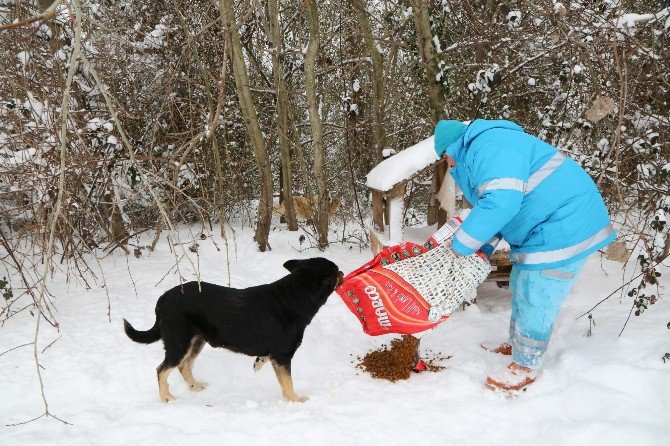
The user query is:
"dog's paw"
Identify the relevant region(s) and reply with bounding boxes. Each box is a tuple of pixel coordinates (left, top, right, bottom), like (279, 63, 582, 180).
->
(189, 381, 208, 392)
(287, 395, 309, 403)
(160, 392, 175, 403)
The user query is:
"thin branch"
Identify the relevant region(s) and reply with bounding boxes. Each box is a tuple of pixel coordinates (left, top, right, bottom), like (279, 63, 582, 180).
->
(9, 0, 81, 428)
(576, 255, 668, 320)
(0, 0, 62, 32)
(0, 342, 32, 358)
(79, 53, 201, 284)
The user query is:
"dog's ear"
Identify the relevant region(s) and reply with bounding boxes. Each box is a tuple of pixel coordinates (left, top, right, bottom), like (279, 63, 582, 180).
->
(283, 259, 304, 272)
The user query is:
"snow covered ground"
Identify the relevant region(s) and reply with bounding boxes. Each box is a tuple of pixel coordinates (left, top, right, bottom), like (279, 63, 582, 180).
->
(1, 224, 669, 445)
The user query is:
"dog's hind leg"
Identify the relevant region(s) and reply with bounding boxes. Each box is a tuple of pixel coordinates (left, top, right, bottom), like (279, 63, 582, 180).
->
(157, 321, 192, 403)
(178, 337, 208, 392)
(253, 356, 269, 372)
(157, 361, 177, 403)
(270, 357, 307, 403)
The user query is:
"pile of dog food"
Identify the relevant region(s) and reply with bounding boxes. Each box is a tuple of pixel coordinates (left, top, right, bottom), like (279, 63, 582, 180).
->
(355, 335, 450, 382)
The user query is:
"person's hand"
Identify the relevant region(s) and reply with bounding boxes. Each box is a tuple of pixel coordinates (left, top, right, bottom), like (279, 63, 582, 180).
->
(442, 154, 456, 167)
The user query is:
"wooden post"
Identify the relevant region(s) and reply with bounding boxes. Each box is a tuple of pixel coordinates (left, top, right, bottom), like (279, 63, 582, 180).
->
(387, 182, 406, 243)
(435, 163, 448, 226)
(372, 190, 384, 232)
(370, 230, 384, 255)
(427, 172, 439, 226)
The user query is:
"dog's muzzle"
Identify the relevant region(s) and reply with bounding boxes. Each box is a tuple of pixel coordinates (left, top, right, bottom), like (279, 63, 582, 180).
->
(335, 271, 344, 289)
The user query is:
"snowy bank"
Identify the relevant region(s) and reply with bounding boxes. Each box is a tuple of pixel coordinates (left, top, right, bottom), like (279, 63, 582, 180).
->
(1, 225, 668, 446)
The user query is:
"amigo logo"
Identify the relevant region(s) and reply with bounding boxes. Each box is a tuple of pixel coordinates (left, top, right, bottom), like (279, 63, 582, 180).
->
(363, 285, 392, 327)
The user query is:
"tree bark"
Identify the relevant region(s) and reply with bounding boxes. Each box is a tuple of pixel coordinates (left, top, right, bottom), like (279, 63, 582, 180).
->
(220, 0, 273, 251)
(304, 0, 329, 249)
(266, 0, 298, 231)
(349, 0, 386, 162)
(410, 0, 447, 123)
(410, 0, 448, 226)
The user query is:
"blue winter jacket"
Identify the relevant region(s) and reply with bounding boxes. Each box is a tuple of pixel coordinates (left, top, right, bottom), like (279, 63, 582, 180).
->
(444, 119, 615, 270)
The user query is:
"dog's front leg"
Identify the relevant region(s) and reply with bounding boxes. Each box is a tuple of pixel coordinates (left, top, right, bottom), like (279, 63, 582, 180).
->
(253, 356, 269, 372)
(270, 357, 307, 403)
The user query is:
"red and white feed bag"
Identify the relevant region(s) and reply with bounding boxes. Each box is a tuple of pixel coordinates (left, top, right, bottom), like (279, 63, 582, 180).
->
(336, 217, 491, 336)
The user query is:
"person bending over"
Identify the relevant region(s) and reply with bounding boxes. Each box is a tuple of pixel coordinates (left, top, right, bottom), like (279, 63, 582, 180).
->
(434, 119, 615, 392)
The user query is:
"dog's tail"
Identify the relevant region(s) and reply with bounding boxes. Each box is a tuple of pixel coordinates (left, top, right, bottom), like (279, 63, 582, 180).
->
(123, 318, 161, 344)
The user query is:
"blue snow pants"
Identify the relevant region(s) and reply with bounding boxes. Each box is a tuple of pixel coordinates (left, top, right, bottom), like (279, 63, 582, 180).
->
(509, 256, 588, 369)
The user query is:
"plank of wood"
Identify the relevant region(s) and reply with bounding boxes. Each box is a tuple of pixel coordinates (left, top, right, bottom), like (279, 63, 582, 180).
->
(369, 229, 386, 255)
(386, 183, 406, 243)
(372, 190, 384, 232)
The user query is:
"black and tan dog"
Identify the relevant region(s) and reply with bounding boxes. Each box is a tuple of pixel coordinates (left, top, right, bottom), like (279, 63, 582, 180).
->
(124, 257, 343, 403)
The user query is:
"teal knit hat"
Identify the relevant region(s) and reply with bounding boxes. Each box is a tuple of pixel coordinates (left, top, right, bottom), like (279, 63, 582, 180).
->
(434, 120, 466, 157)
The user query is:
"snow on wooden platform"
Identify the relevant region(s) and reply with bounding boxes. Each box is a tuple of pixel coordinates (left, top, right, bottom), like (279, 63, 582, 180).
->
(366, 135, 439, 192)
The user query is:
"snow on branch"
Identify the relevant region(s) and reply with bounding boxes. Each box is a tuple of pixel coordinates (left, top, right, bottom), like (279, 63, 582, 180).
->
(617, 7, 670, 31)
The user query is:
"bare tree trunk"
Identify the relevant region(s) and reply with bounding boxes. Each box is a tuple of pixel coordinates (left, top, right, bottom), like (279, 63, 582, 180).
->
(304, 0, 329, 249)
(350, 0, 386, 162)
(110, 200, 130, 250)
(410, 0, 447, 123)
(266, 0, 298, 231)
(410, 0, 448, 226)
(220, 0, 273, 251)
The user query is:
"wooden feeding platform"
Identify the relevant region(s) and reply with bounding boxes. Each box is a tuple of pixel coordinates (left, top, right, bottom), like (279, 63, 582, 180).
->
(366, 136, 512, 287)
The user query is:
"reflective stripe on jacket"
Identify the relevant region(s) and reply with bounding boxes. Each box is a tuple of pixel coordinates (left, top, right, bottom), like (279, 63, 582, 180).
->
(444, 119, 615, 270)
